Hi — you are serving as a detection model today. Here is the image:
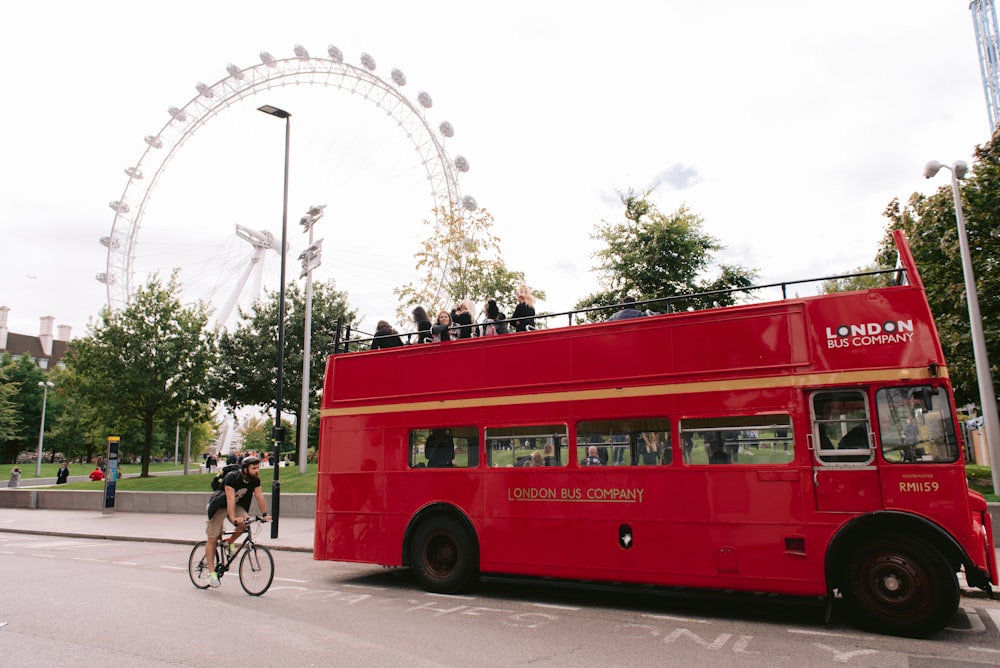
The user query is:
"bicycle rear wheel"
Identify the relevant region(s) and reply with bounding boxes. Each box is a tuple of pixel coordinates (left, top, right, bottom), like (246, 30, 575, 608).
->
(239, 544, 274, 595)
(188, 541, 223, 589)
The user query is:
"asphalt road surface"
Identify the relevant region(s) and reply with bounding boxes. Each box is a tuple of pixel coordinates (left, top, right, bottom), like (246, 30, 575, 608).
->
(1, 534, 999, 667)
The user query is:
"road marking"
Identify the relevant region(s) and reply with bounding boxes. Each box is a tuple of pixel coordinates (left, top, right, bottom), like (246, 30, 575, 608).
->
(273, 577, 307, 583)
(0, 550, 12, 555)
(970, 646, 1000, 654)
(31, 554, 55, 558)
(113, 561, 138, 566)
(988, 609, 1000, 631)
(948, 607, 986, 633)
(426, 592, 475, 600)
(342, 583, 386, 591)
(532, 603, 580, 611)
(161, 566, 184, 571)
(786, 628, 874, 640)
(642, 613, 710, 624)
(72, 557, 102, 562)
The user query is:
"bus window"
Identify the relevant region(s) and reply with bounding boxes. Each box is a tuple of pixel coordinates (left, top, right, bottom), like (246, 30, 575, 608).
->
(577, 418, 672, 466)
(680, 415, 794, 465)
(486, 425, 567, 467)
(408, 427, 479, 468)
(811, 390, 872, 464)
(876, 386, 959, 463)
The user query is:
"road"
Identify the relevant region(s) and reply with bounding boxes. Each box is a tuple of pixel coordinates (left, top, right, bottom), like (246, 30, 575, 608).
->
(1, 534, 999, 667)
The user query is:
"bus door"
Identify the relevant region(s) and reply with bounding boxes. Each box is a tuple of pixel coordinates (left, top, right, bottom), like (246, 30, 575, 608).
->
(809, 389, 883, 512)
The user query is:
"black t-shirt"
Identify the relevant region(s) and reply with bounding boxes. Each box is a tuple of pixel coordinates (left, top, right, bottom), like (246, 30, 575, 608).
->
(225, 470, 261, 512)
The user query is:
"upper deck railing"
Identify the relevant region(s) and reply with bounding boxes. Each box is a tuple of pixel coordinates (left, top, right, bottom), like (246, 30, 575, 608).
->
(330, 266, 909, 354)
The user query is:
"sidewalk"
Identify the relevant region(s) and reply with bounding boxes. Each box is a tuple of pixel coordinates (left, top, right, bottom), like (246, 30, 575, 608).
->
(0, 507, 314, 552)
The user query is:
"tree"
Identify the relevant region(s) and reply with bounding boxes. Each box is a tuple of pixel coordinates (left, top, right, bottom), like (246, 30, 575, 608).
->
(575, 189, 757, 320)
(0, 360, 23, 449)
(0, 353, 47, 464)
(873, 130, 1000, 407)
(212, 279, 357, 433)
(394, 205, 544, 325)
(65, 272, 217, 476)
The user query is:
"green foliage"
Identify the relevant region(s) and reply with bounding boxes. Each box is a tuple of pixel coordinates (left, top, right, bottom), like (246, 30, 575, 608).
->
(875, 131, 1000, 407)
(0, 353, 48, 464)
(394, 206, 545, 325)
(212, 279, 356, 432)
(575, 189, 757, 320)
(55, 463, 319, 493)
(65, 272, 217, 476)
(821, 264, 894, 294)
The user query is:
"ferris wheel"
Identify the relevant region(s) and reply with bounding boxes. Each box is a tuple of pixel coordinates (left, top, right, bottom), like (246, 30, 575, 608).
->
(98, 43, 477, 324)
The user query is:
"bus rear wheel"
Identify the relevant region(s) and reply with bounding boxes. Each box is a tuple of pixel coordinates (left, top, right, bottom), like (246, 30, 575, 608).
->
(409, 515, 478, 594)
(846, 534, 958, 638)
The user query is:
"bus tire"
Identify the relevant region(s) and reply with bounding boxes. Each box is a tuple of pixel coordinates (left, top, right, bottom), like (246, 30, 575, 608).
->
(845, 534, 958, 638)
(409, 515, 478, 594)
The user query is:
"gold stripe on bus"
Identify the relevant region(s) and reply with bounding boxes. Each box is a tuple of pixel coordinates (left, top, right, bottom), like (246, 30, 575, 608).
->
(320, 366, 945, 418)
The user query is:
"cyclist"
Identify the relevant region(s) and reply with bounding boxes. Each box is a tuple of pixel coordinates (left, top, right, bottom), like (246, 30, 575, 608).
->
(205, 455, 270, 587)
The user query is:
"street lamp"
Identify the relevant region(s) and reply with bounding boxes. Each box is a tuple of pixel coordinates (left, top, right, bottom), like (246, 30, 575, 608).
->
(298, 204, 325, 475)
(259, 103, 291, 539)
(36, 381, 54, 477)
(924, 159, 1000, 493)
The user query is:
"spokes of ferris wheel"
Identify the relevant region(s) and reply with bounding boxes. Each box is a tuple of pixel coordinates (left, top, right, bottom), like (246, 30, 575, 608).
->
(99, 42, 478, 320)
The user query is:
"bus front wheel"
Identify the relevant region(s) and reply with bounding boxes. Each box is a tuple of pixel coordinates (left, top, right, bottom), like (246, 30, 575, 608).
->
(409, 515, 478, 594)
(845, 534, 958, 638)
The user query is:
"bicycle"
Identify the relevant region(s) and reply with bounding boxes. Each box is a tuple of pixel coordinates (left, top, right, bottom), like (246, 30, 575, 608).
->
(188, 516, 275, 595)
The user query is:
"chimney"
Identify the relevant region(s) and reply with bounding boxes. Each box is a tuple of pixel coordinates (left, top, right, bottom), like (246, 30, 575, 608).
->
(39, 315, 55, 357)
(57, 325, 72, 341)
(0, 306, 8, 350)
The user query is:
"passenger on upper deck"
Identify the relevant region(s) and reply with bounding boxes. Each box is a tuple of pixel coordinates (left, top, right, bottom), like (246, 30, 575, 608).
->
(451, 299, 476, 339)
(410, 306, 432, 344)
(481, 299, 510, 336)
(607, 295, 647, 321)
(543, 442, 557, 466)
(512, 284, 536, 332)
(529, 450, 544, 467)
(431, 311, 454, 342)
(370, 320, 404, 350)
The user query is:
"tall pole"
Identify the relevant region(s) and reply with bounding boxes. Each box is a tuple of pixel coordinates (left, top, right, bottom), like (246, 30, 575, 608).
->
(35, 381, 54, 477)
(926, 159, 1000, 492)
(299, 205, 324, 475)
(259, 104, 291, 539)
(947, 167, 1000, 493)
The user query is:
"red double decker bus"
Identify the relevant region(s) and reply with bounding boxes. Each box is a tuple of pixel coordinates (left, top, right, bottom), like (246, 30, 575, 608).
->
(314, 231, 996, 637)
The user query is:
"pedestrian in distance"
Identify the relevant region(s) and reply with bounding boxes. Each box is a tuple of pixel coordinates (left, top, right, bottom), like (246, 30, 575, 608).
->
(8, 467, 21, 488)
(89, 467, 105, 481)
(56, 461, 70, 484)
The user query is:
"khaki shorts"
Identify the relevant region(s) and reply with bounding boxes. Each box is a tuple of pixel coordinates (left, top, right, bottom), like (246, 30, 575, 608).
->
(206, 506, 248, 538)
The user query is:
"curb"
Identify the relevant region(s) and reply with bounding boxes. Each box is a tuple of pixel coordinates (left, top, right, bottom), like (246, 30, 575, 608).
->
(0, 527, 312, 553)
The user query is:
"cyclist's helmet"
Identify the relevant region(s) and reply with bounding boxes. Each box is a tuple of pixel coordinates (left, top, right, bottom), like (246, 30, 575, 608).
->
(240, 455, 261, 470)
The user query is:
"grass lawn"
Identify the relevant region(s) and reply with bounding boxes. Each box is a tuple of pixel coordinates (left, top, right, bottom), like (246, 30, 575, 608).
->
(26, 462, 320, 494)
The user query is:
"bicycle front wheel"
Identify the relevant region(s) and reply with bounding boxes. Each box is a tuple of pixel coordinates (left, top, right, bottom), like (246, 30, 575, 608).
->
(188, 541, 222, 589)
(239, 544, 274, 596)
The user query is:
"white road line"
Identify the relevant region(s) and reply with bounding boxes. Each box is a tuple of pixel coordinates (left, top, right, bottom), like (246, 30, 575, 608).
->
(160, 566, 184, 571)
(641, 613, 709, 624)
(113, 561, 138, 566)
(273, 577, 307, 583)
(0, 550, 13, 555)
(342, 584, 386, 591)
(31, 554, 55, 559)
(988, 608, 1000, 632)
(970, 646, 1000, 654)
(426, 592, 475, 600)
(532, 603, 581, 611)
(786, 628, 874, 640)
(72, 557, 103, 562)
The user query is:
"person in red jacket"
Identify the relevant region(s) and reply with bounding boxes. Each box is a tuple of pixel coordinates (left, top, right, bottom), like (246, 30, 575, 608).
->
(89, 467, 105, 481)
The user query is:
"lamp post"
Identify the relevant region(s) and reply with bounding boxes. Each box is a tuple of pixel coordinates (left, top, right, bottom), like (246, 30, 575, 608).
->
(258, 103, 291, 539)
(36, 381, 54, 477)
(924, 159, 1000, 492)
(298, 205, 325, 475)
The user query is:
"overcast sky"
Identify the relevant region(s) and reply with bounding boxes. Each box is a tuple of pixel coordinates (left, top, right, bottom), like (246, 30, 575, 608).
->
(0, 1, 990, 340)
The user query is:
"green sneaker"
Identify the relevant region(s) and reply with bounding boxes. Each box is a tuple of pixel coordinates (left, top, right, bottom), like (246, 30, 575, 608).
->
(207, 573, 220, 588)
